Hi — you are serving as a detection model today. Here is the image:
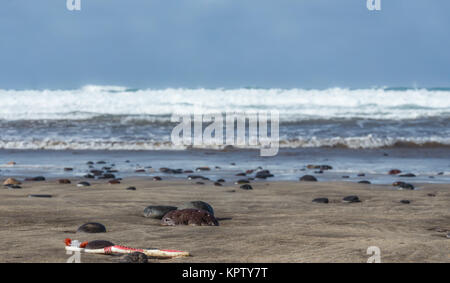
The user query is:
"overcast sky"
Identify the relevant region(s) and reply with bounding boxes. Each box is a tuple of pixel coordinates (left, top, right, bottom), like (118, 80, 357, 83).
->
(0, 0, 449, 89)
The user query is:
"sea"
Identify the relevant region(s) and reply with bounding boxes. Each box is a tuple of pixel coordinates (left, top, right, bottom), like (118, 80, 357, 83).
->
(0, 85, 449, 184)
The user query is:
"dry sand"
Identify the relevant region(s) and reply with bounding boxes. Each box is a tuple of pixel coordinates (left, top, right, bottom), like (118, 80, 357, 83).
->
(0, 178, 449, 263)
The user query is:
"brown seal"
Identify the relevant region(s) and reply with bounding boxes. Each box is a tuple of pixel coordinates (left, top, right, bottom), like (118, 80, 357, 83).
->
(161, 209, 219, 226)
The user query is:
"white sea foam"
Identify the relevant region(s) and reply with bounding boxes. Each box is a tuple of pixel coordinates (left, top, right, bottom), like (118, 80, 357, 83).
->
(0, 136, 448, 150)
(0, 86, 449, 120)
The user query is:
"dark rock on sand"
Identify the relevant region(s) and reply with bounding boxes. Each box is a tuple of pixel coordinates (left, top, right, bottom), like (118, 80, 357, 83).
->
(400, 200, 411, 204)
(59, 179, 71, 184)
(120, 252, 148, 263)
(161, 209, 219, 226)
(85, 240, 114, 249)
(25, 176, 46, 181)
(99, 173, 116, 179)
(342, 195, 361, 203)
(358, 180, 371, 184)
(399, 173, 416, 177)
(196, 167, 211, 172)
(126, 186, 136, 191)
(187, 175, 205, 180)
(393, 182, 414, 190)
(179, 201, 214, 216)
(77, 181, 91, 187)
(299, 175, 317, 182)
(255, 170, 274, 179)
(240, 184, 253, 190)
(235, 179, 250, 184)
(312, 198, 329, 204)
(143, 205, 178, 219)
(28, 194, 52, 198)
(3, 178, 21, 186)
(77, 222, 106, 233)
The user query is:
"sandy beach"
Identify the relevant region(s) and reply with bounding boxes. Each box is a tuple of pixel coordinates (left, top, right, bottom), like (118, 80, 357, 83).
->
(0, 178, 448, 263)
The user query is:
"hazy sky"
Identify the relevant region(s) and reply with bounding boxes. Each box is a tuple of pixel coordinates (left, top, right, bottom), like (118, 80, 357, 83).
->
(0, 0, 449, 89)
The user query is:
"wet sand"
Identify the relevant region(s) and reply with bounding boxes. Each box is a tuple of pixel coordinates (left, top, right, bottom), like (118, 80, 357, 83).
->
(0, 178, 449, 263)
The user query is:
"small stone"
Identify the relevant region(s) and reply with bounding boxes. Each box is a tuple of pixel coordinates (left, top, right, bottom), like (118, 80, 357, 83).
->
(196, 167, 210, 172)
(77, 222, 106, 233)
(59, 179, 71, 184)
(342, 195, 361, 203)
(28, 194, 52, 198)
(312, 198, 329, 204)
(120, 252, 148, 263)
(299, 175, 317, 182)
(3, 178, 21, 186)
(25, 176, 45, 181)
(240, 184, 253, 190)
(399, 173, 416, 177)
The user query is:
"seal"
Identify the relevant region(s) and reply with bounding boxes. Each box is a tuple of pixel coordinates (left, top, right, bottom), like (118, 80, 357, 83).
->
(59, 179, 71, 184)
(179, 201, 214, 216)
(358, 180, 371, 184)
(77, 222, 106, 233)
(77, 181, 91, 187)
(143, 205, 178, 219)
(161, 209, 219, 226)
(120, 252, 148, 263)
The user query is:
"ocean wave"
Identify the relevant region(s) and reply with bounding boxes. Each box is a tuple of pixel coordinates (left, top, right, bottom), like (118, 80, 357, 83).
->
(0, 136, 448, 150)
(0, 86, 450, 121)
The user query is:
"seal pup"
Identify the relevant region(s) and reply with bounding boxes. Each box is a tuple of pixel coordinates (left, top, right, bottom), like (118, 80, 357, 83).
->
(161, 209, 219, 226)
(143, 206, 178, 219)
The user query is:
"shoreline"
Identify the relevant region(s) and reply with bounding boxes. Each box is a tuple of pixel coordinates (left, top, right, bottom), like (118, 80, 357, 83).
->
(0, 178, 448, 262)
